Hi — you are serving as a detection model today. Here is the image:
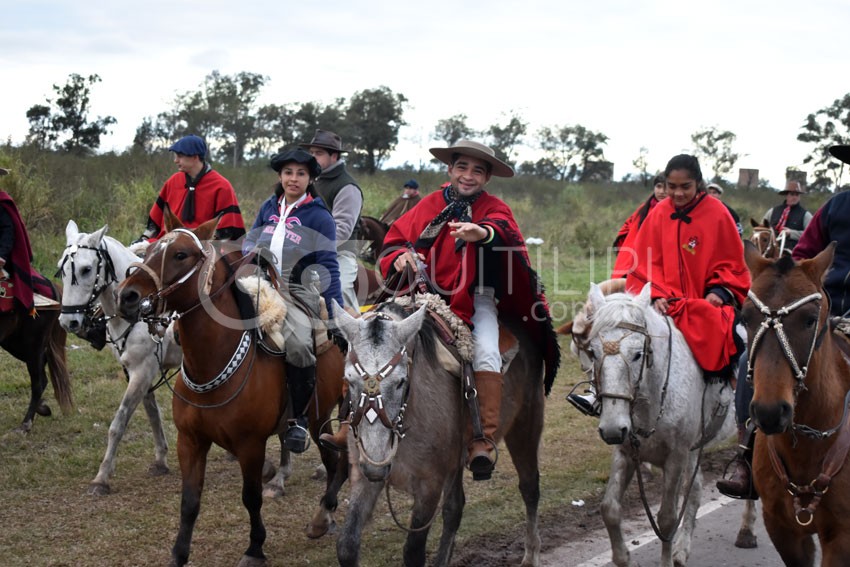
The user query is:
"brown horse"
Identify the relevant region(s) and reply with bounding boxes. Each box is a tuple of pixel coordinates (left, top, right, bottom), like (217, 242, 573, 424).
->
(1, 285, 73, 433)
(749, 218, 781, 259)
(744, 241, 850, 566)
(356, 215, 388, 264)
(116, 210, 347, 567)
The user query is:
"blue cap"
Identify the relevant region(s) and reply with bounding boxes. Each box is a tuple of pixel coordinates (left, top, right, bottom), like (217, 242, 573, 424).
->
(403, 179, 419, 189)
(168, 135, 207, 157)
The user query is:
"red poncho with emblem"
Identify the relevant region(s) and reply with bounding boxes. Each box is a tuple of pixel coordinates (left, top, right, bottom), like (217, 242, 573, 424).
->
(625, 192, 750, 372)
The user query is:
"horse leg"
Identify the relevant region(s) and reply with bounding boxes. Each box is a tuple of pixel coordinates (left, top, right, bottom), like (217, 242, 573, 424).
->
(236, 441, 268, 566)
(141, 389, 169, 476)
(171, 433, 211, 567)
(762, 511, 815, 567)
(734, 500, 758, 549)
(16, 357, 49, 433)
(820, 533, 850, 567)
(504, 403, 544, 567)
(432, 466, 465, 567)
(262, 421, 290, 499)
(337, 467, 384, 567)
(307, 440, 348, 538)
(600, 449, 636, 567)
(671, 460, 703, 567)
(657, 451, 690, 567)
(89, 368, 158, 495)
(402, 487, 441, 567)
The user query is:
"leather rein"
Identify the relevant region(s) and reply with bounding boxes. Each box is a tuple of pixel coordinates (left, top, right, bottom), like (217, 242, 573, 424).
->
(747, 288, 850, 525)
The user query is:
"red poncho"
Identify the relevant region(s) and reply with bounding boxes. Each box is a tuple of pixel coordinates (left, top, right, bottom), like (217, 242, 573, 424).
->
(147, 169, 245, 241)
(612, 195, 659, 278)
(380, 189, 560, 392)
(625, 192, 750, 372)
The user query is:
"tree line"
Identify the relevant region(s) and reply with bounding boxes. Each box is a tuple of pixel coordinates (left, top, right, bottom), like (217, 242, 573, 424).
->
(23, 71, 850, 190)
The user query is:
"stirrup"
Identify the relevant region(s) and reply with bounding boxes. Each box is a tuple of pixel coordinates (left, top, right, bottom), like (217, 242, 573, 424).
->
(283, 419, 310, 454)
(717, 457, 759, 500)
(567, 392, 601, 417)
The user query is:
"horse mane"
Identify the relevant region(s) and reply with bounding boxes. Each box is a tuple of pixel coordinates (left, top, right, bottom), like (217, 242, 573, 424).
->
(586, 292, 647, 340)
(372, 302, 438, 360)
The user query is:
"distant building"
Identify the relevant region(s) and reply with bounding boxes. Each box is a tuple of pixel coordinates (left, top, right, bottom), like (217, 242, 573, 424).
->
(737, 168, 759, 189)
(581, 160, 614, 182)
(786, 169, 807, 189)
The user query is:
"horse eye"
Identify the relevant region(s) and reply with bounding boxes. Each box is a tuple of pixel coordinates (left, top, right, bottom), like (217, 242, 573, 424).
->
(396, 379, 406, 391)
(806, 316, 817, 328)
(81, 266, 92, 276)
(175, 251, 189, 261)
(632, 352, 642, 362)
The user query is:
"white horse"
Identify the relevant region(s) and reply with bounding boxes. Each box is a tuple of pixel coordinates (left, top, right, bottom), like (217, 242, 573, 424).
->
(58, 221, 183, 495)
(583, 282, 736, 567)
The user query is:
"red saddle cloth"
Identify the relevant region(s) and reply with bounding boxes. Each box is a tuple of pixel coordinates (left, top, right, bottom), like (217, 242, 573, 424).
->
(0, 267, 56, 314)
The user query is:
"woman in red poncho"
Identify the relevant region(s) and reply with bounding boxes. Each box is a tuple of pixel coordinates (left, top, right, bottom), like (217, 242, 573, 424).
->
(625, 154, 749, 377)
(611, 173, 667, 278)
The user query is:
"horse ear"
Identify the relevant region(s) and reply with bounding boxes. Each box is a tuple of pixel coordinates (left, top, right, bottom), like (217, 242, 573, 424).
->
(750, 218, 760, 228)
(800, 241, 837, 285)
(92, 224, 109, 246)
(65, 219, 79, 243)
(588, 283, 606, 312)
(332, 300, 360, 342)
(555, 320, 574, 336)
(636, 282, 653, 307)
(163, 205, 183, 232)
(744, 240, 771, 280)
(193, 216, 220, 242)
(396, 304, 427, 345)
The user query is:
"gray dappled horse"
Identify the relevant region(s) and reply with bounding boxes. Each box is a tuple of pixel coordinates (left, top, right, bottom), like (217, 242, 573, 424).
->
(334, 301, 545, 567)
(583, 283, 736, 567)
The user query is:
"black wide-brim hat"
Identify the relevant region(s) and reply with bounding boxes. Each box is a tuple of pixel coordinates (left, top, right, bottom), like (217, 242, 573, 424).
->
(829, 145, 850, 165)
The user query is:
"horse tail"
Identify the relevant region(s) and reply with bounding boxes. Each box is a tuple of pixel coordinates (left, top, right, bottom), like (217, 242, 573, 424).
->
(47, 285, 74, 415)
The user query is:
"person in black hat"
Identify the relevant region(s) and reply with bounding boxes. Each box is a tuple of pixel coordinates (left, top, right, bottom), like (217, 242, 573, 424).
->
(242, 148, 343, 453)
(794, 145, 850, 316)
(300, 129, 363, 312)
(131, 135, 245, 252)
(379, 179, 422, 226)
(761, 179, 812, 255)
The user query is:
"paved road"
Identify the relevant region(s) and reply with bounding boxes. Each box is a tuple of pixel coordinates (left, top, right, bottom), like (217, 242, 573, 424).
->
(539, 484, 810, 566)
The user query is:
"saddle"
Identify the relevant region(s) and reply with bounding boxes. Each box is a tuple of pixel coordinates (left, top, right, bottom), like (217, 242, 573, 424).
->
(0, 278, 60, 313)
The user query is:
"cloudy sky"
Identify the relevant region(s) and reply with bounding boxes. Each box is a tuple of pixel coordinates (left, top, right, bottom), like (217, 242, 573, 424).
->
(2, 0, 847, 187)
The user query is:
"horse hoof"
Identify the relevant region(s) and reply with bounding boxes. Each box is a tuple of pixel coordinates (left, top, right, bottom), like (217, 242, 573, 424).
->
(13, 423, 31, 434)
(311, 464, 327, 481)
(88, 482, 111, 496)
(305, 519, 334, 539)
(735, 531, 757, 549)
(148, 463, 169, 477)
(262, 485, 285, 499)
(36, 402, 52, 417)
(262, 460, 276, 483)
(236, 554, 267, 567)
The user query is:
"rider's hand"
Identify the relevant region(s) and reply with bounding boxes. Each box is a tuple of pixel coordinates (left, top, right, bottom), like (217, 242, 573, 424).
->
(705, 292, 724, 307)
(448, 222, 488, 242)
(393, 251, 425, 273)
(652, 297, 669, 314)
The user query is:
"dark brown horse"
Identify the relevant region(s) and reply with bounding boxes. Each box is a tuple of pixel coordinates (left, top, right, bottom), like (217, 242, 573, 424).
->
(744, 241, 850, 566)
(116, 210, 347, 567)
(1, 285, 73, 433)
(356, 215, 388, 264)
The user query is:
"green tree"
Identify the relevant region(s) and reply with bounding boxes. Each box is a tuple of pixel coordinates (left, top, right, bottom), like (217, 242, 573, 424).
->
(344, 86, 407, 174)
(26, 73, 116, 154)
(691, 126, 740, 182)
(797, 93, 850, 190)
(487, 111, 527, 167)
(632, 147, 650, 186)
(292, 99, 348, 146)
(536, 124, 608, 181)
(433, 114, 479, 146)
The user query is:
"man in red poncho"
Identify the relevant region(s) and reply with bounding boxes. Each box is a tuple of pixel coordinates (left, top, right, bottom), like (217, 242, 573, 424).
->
(625, 154, 749, 377)
(378, 140, 560, 481)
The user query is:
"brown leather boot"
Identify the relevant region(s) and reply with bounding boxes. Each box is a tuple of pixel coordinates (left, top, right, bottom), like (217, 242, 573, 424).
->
(716, 423, 758, 499)
(468, 370, 503, 481)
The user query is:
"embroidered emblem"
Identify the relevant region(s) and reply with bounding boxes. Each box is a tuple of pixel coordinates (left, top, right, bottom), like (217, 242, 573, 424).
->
(682, 235, 699, 255)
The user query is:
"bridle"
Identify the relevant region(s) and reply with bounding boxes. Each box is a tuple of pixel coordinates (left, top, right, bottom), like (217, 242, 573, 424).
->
(750, 226, 778, 258)
(346, 313, 412, 468)
(57, 242, 118, 324)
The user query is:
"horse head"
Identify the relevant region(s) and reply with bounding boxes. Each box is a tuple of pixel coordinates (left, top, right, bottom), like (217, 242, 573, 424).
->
(749, 218, 779, 259)
(744, 240, 835, 435)
(57, 220, 120, 336)
(334, 302, 427, 481)
(117, 206, 219, 322)
(586, 282, 657, 445)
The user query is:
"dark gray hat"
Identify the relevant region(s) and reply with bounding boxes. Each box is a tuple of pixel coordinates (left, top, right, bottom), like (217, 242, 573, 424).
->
(299, 129, 348, 153)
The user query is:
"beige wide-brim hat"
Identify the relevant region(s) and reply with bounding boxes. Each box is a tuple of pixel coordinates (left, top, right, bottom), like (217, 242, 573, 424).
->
(429, 139, 514, 178)
(778, 180, 806, 195)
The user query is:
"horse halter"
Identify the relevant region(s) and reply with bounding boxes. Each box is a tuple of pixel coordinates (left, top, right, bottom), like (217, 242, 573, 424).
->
(57, 242, 118, 319)
(746, 289, 823, 394)
(591, 321, 654, 405)
(125, 228, 210, 322)
(751, 226, 777, 257)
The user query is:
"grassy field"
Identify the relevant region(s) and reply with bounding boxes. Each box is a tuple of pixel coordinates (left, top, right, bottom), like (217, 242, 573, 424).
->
(0, 147, 828, 565)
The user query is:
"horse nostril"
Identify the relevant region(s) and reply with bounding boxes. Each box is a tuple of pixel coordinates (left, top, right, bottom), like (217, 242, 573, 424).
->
(68, 320, 79, 331)
(122, 290, 140, 306)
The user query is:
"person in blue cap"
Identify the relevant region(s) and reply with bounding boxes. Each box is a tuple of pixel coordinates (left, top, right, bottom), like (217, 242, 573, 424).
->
(131, 135, 245, 251)
(379, 179, 422, 226)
